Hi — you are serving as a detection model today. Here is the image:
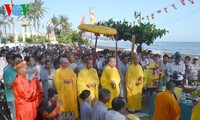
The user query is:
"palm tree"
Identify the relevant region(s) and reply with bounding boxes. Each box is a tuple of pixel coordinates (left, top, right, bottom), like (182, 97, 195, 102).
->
(58, 15, 71, 35)
(29, 0, 47, 36)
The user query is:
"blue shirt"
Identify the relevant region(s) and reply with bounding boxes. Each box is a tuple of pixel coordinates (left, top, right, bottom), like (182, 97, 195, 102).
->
(80, 101, 92, 120)
(3, 64, 17, 102)
(92, 100, 108, 120)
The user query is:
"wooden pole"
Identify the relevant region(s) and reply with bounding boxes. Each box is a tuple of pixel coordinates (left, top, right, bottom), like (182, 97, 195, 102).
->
(115, 36, 118, 69)
(93, 35, 98, 64)
(131, 35, 135, 63)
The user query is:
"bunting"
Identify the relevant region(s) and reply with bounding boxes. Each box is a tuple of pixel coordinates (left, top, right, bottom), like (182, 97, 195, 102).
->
(164, 7, 168, 13)
(142, 17, 144, 20)
(157, 10, 161, 14)
(181, 0, 185, 5)
(151, 13, 155, 19)
(146, 16, 149, 20)
(172, 4, 177, 9)
(138, 0, 195, 22)
(189, 0, 194, 4)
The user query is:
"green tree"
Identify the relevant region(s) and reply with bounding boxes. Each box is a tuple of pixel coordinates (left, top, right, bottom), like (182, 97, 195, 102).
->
(100, 19, 168, 46)
(56, 34, 69, 43)
(29, 0, 47, 36)
(66, 32, 88, 44)
(58, 15, 72, 35)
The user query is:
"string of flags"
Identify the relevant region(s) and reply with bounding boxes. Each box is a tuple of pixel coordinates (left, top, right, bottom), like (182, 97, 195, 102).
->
(133, 0, 195, 26)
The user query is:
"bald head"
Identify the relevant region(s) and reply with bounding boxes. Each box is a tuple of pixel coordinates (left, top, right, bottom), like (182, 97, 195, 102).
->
(133, 55, 140, 65)
(108, 56, 116, 67)
(166, 81, 176, 91)
(61, 58, 69, 68)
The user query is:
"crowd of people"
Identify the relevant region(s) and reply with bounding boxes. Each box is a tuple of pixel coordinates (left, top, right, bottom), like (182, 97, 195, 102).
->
(0, 44, 199, 120)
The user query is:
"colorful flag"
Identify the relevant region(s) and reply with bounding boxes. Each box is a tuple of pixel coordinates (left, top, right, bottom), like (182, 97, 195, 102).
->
(90, 8, 95, 24)
(80, 15, 85, 24)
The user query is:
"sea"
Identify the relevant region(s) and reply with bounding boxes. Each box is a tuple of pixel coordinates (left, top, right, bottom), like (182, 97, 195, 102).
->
(94, 40, 200, 55)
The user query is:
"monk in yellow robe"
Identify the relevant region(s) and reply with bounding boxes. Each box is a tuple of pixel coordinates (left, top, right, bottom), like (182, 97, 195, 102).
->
(77, 58, 99, 102)
(126, 55, 143, 111)
(191, 102, 200, 120)
(54, 58, 78, 119)
(101, 56, 120, 108)
(152, 81, 181, 120)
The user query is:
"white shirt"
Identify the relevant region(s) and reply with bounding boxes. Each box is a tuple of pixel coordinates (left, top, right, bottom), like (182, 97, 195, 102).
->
(69, 63, 78, 71)
(167, 62, 185, 76)
(105, 110, 125, 120)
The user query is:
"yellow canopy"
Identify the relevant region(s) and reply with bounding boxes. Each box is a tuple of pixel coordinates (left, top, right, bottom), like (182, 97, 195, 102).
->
(78, 24, 117, 35)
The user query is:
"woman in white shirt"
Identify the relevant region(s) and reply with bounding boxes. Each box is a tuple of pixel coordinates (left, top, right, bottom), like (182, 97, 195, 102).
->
(40, 60, 55, 101)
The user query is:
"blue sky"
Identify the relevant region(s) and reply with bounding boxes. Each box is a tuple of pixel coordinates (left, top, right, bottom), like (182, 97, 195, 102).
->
(1, 0, 200, 42)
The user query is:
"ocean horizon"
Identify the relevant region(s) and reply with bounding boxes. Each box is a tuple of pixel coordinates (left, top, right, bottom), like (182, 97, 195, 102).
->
(93, 40, 200, 55)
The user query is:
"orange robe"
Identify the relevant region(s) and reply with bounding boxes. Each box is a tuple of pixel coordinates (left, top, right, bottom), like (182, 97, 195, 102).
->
(152, 90, 181, 120)
(13, 76, 43, 120)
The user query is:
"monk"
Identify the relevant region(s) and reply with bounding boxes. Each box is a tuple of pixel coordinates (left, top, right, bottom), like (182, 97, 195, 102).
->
(126, 55, 143, 112)
(191, 102, 200, 120)
(13, 60, 43, 120)
(101, 56, 120, 108)
(54, 58, 79, 119)
(77, 58, 99, 102)
(152, 81, 181, 120)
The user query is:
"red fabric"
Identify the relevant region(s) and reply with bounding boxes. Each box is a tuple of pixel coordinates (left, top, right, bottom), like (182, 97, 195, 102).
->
(51, 101, 57, 107)
(13, 76, 43, 120)
(42, 106, 60, 120)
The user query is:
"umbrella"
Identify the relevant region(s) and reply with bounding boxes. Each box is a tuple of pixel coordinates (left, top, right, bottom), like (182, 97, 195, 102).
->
(78, 24, 117, 65)
(78, 24, 117, 35)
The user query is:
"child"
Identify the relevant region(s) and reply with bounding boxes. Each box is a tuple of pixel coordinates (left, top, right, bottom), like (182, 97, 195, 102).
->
(42, 88, 62, 120)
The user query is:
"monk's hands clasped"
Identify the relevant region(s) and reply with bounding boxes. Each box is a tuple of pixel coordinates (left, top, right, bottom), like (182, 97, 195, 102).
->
(136, 76, 142, 86)
(111, 80, 116, 89)
(64, 79, 73, 84)
(86, 82, 96, 88)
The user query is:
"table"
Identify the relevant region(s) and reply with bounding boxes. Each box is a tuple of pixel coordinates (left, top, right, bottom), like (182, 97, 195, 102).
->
(148, 92, 193, 120)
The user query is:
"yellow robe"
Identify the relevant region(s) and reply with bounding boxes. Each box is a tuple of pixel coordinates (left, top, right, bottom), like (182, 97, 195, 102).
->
(191, 102, 200, 120)
(77, 68, 99, 101)
(152, 90, 181, 120)
(126, 64, 143, 111)
(101, 65, 120, 108)
(53, 67, 79, 118)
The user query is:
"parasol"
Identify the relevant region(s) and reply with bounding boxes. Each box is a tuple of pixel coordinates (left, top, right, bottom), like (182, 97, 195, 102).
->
(78, 24, 117, 35)
(78, 24, 117, 65)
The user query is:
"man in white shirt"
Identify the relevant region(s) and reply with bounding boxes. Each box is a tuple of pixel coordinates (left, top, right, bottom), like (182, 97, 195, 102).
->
(105, 97, 126, 120)
(167, 55, 185, 86)
(189, 56, 200, 84)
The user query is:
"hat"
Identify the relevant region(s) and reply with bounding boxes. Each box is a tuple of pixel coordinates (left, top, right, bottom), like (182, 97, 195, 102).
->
(193, 56, 199, 60)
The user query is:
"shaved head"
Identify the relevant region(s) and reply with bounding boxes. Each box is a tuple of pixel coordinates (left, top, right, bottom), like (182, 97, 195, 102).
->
(61, 58, 69, 68)
(61, 58, 69, 63)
